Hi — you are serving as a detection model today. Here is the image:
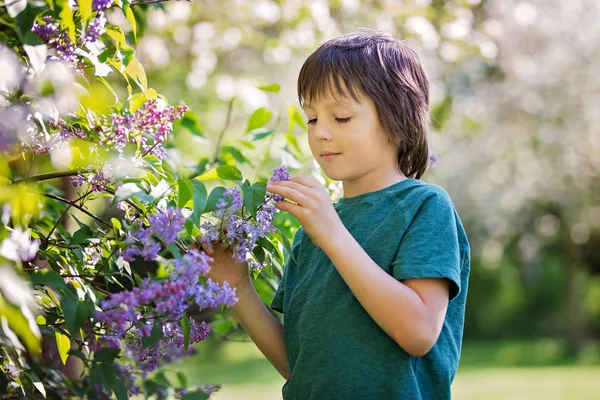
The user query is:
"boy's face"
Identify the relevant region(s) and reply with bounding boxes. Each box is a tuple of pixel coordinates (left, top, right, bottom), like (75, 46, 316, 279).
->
(302, 86, 399, 184)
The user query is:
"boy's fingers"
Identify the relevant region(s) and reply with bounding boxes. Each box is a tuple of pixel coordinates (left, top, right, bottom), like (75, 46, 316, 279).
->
(201, 242, 214, 255)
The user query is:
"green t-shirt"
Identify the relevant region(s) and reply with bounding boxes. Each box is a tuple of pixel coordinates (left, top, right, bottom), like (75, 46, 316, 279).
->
(269, 178, 470, 400)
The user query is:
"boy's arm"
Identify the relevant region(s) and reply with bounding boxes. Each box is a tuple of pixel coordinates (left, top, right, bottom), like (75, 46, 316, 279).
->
(322, 230, 449, 357)
(232, 279, 290, 380)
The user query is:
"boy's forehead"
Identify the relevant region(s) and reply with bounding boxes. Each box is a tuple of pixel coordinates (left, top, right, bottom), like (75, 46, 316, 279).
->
(302, 95, 360, 110)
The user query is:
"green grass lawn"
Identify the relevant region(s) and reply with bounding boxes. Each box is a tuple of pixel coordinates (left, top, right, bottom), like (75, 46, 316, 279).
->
(168, 338, 600, 399)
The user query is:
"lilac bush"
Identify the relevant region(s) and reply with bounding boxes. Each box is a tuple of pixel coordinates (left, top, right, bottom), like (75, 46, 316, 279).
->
(0, 2, 301, 398)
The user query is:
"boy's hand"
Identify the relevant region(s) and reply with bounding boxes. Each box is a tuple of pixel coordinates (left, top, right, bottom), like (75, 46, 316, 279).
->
(266, 175, 345, 249)
(189, 240, 251, 290)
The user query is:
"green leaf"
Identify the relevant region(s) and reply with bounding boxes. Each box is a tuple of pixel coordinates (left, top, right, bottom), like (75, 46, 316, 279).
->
(143, 380, 168, 399)
(15, 5, 46, 45)
(105, 26, 131, 50)
(249, 128, 276, 141)
(58, 0, 76, 43)
(30, 270, 67, 292)
(288, 104, 307, 132)
(55, 330, 70, 365)
(94, 348, 120, 363)
(257, 83, 281, 93)
(111, 217, 122, 231)
(256, 237, 282, 262)
(196, 165, 243, 182)
(221, 146, 249, 165)
(176, 371, 188, 388)
(61, 294, 94, 337)
(285, 133, 302, 156)
(241, 181, 267, 218)
(124, 57, 148, 91)
(174, 111, 204, 137)
(178, 177, 194, 209)
(29, 372, 46, 398)
(246, 107, 273, 133)
(180, 315, 190, 357)
(143, 155, 165, 176)
(113, 379, 129, 400)
(90, 361, 116, 391)
(123, 3, 137, 42)
(113, 182, 153, 205)
(128, 92, 146, 113)
(190, 180, 208, 226)
(142, 325, 163, 348)
(182, 390, 210, 400)
(276, 229, 296, 264)
(70, 225, 94, 245)
(203, 186, 226, 214)
(166, 242, 181, 258)
(79, 0, 92, 23)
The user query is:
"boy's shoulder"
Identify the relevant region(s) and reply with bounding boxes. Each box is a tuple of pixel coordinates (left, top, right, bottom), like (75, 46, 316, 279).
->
(382, 178, 456, 211)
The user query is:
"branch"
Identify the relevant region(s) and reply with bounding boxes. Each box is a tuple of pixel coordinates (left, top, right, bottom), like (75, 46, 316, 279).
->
(43, 193, 112, 229)
(212, 97, 235, 164)
(12, 170, 82, 184)
(44, 191, 92, 245)
(130, 0, 191, 5)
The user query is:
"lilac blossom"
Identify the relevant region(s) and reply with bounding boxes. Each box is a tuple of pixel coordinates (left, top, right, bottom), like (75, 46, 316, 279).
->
(0, 228, 40, 262)
(31, 118, 87, 154)
(200, 166, 290, 264)
(122, 207, 185, 262)
(428, 153, 438, 169)
(100, 100, 188, 160)
(31, 16, 84, 72)
(127, 319, 210, 373)
(82, 11, 107, 44)
(70, 169, 110, 192)
(94, 247, 237, 373)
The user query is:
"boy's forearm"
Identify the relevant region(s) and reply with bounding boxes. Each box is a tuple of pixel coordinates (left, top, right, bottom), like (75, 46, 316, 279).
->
(231, 280, 290, 380)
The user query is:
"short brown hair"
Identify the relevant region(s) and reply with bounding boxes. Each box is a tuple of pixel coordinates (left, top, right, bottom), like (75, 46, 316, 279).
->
(297, 30, 430, 179)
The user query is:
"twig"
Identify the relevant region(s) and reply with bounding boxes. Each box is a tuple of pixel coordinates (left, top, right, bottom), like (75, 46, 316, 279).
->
(130, 0, 191, 5)
(43, 193, 112, 228)
(212, 97, 235, 164)
(44, 191, 92, 245)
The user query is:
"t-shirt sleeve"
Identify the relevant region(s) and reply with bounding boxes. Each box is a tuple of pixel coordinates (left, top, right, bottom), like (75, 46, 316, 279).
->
(269, 229, 301, 313)
(391, 189, 462, 301)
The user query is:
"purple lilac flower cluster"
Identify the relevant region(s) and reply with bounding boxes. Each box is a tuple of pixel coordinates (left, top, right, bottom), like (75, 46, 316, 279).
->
(82, 11, 107, 45)
(31, 16, 84, 72)
(201, 166, 291, 264)
(69, 168, 110, 192)
(100, 100, 189, 160)
(31, 118, 87, 154)
(93, 248, 237, 377)
(121, 207, 185, 262)
(126, 319, 210, 372)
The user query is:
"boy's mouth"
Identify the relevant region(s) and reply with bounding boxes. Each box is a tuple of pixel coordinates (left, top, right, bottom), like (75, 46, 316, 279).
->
(321, 152, 341, 160)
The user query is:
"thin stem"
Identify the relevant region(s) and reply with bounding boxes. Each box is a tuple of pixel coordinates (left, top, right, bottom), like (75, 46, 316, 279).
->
(44, 193, 112, 228)
(130, 0, 191, 5)
(141, 142, 160, 158)
(0, 16, 15, 28)
(96, 246, 119, 274)
(212, 97, 235, 164)
(44, 191, 92, 245)
(12, 169, 81, 184)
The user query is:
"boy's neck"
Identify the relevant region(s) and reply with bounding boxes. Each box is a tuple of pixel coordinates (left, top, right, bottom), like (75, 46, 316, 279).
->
(341, 170, 408, 198)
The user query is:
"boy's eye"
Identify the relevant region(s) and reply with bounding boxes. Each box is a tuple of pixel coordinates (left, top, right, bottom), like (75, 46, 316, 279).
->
(306, 117, 352, 125)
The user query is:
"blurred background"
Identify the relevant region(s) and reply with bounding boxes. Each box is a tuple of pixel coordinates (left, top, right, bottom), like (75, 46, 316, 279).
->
(101, 0, 600, 398)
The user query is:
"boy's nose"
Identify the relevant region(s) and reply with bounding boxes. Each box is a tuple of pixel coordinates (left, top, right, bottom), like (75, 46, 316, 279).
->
(314, 125, 333, 141)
